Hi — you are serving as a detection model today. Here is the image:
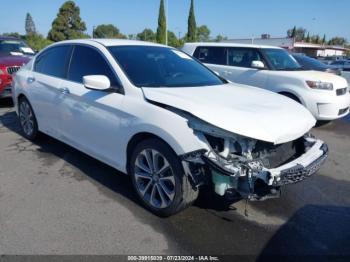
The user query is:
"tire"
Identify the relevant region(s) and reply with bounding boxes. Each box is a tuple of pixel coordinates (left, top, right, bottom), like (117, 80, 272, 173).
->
(18, 97, 38, 140)
(316, 120, 332, 127)
(129, 138, 198, 217)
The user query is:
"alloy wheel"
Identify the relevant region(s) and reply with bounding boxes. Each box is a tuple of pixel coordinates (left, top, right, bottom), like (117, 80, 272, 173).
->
(133, 149, 176, 209)
(19, 100, 35, 137)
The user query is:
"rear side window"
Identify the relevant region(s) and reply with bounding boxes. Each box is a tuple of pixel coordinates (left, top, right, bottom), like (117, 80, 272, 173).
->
(34, 46, 71, 78)
(227, 47, 263, 68)
(68, 45, 118, 86)
(193, 47, 226, 65)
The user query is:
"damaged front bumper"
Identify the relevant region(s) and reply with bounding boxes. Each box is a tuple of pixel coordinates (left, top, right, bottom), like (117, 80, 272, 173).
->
(181, 137, 328, 201)
(270, 140, 328, 186)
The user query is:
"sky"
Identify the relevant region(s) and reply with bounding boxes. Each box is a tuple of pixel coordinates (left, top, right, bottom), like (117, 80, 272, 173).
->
(1, 0, 349, 41)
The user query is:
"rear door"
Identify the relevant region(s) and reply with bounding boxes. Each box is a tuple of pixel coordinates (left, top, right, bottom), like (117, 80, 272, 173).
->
(58, 45, 125, 167)
(29, 45, 71, 136)
(193, 46, 227, 75)
(193, 46, 268, 87)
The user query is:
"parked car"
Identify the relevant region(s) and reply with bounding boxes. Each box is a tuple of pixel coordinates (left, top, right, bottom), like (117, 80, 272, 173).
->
(0, 37, 33, 98)
(183, 43, 350, 121)
(292, 53, 342, 75)
(0, 56, 31, 99)
(330, 60, 350, 71)
(13, 39, 328, 216)
(0, 36, 35, 56)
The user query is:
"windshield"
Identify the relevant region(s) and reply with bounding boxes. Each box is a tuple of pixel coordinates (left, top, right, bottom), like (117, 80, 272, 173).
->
(0, 40, 32, 54)
(108, 46, 226, 88)
(293, 55, 328, 69)
(262, 48, 302, 71)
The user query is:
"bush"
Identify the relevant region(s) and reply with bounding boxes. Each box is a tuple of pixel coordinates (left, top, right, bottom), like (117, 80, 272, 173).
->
(25, 33, 53, 51)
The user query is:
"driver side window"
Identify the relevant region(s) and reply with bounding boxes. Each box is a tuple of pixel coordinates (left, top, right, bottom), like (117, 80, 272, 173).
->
(68, 45, 121, 88)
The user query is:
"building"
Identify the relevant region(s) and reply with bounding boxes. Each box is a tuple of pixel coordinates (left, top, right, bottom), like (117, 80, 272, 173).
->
(223, 36, 349, 58)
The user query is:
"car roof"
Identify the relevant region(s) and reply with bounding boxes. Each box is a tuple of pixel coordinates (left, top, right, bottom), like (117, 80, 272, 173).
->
(53, 38, 168, 48)
(0, 36, 22, 41)
(183, 42, 284, 49)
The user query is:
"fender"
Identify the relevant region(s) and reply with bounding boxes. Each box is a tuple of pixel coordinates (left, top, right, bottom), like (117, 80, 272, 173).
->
(273, 84, 307, 106)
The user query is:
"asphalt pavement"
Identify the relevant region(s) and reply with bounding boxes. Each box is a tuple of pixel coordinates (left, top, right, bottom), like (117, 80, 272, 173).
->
(0, 98, 349, 261)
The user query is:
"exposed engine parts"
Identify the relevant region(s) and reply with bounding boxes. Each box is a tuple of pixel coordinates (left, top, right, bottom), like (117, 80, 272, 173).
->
(181, 117, 328, 201)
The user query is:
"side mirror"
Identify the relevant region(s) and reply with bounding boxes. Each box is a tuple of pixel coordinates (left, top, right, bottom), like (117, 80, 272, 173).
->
(251, 60, 266, 69)
(83, 75, 111, 91)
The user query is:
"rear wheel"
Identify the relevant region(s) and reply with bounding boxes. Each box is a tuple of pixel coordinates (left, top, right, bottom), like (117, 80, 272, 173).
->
(18, 97, 38, 140)
(129, 138, 198, 217)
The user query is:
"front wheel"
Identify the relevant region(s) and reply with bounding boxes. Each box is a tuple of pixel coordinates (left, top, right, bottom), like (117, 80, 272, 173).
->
(18, 97, 38, 140)
(129, 138, 198, 217)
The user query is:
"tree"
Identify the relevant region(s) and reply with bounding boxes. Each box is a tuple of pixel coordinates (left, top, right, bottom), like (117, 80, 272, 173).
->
(314, 35, 320, 44)
(94, 24, 126, 39)
(25, 32, 52, 51)
(215, 34, 228, 42)
(128, 34, 136, 40)
(305, 32, 310, 42)
(187, 0, 197, 42)
(48, 1, 87, 42)
(167, 31, 181, 47)
(287, 27, 306, 41)
(2, 32, 23, 39)
(328, 37, 347, 46)
(322, 34, 326, 44)
(346, 45, 350, 56)
(290, 26, 296, 38)
(156, 0, 166, 44)
(310, 35, 320, 44)
(25, 13, 36, 35)
(137, 28, 156, 42)
(197, 25, 210, 42)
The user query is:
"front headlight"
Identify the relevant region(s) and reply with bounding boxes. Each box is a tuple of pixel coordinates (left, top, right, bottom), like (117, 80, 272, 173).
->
(306, 80, 333, 90)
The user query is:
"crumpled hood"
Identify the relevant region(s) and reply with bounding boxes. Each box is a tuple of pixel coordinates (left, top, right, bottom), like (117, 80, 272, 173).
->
(142, 83, 316, 144)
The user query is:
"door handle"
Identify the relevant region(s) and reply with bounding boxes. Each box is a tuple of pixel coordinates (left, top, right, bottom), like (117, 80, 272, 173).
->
(59, 87, 70, 95)
(27, 77, 35, 84)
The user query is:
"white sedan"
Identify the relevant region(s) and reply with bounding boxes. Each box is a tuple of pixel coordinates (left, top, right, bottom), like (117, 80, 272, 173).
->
(12, 39, 328, 216)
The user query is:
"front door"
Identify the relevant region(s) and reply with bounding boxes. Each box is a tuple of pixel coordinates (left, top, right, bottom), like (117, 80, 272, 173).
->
(58, 45, 125, 168)
(222, 47, 268, 87)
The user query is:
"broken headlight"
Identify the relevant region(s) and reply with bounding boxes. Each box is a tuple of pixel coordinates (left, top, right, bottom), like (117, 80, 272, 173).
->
(187, 118, 258, 175)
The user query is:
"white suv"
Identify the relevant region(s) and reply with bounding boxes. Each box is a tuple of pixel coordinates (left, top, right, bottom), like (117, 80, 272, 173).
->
(13, 39, 327, 216)
(183, 43, 350, 121)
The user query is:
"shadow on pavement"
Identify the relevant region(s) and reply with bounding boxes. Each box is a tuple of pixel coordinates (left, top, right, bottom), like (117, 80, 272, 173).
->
(0, 97, 13, 108)
(257, 205, 350, 262)
(0, 109, 142, 209)
(0, 109, 235, 214)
